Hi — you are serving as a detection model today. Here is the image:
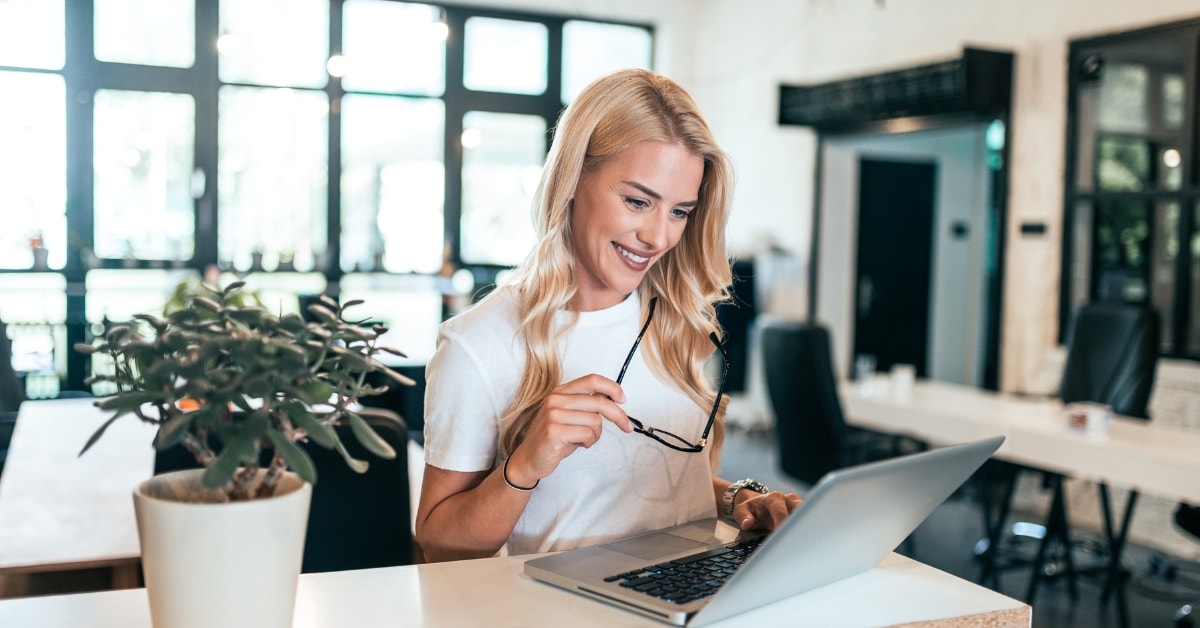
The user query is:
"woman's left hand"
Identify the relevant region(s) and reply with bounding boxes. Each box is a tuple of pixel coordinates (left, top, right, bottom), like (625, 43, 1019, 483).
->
(732, 490, 803, 531)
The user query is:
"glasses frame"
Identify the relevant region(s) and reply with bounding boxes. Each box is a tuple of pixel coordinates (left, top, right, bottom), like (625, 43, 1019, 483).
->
(615, 297, 729, 453)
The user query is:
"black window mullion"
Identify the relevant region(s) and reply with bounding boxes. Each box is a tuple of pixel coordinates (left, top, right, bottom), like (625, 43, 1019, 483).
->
(194, 0, 219, 270)
(326, 0, 344, 286)
(443, 8, 467, 269)
(62, 0, 95, 391)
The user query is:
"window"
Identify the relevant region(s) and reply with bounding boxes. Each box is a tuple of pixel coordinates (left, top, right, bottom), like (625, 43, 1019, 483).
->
(0, 1, 653, 394)
(1063, 20, 1200, 359)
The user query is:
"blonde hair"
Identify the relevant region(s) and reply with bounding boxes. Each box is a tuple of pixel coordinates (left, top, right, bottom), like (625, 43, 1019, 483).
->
(495, 68, 734, 467)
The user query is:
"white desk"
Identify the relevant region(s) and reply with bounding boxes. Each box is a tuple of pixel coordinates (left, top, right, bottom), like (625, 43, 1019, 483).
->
(0, 552, 1029, 627)
(840, 379, 1200, 503)
(840, 378, 1200, 625)
(0, 398, 154, 585)
(0, 397, 425, 586)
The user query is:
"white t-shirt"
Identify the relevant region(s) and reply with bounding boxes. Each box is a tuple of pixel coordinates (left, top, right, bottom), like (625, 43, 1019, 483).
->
(423, 288, 717, 555)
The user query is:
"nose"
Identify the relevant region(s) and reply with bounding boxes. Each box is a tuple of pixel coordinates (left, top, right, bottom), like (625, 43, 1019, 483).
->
(635, 211, 671, 251)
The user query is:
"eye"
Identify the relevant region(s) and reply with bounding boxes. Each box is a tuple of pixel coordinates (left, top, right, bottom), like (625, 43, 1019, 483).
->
(624, 197, 650, 210)
(670, 207, 692, 220)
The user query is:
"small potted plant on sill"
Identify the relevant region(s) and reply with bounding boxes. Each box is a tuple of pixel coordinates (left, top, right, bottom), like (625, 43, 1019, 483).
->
(75, 281, 412, 628)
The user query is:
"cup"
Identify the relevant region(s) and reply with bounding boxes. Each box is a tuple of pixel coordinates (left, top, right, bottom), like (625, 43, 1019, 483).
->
(1066, 402, 1111, 435)
(854, 354, 877, 395)
(890, 364, 915, 401)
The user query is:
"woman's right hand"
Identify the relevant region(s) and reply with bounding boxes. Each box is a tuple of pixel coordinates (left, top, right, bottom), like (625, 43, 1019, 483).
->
(503, 374, 634, 488)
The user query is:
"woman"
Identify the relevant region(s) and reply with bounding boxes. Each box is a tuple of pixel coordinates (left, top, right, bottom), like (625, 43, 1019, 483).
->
(415, 69, 800, 562)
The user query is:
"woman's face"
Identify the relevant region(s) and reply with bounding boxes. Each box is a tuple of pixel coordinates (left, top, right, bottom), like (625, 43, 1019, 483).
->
(569, 140, 704, 311)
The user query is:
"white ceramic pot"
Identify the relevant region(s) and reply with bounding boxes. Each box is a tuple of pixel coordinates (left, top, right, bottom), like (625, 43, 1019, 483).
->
(133, 469, 312, 628)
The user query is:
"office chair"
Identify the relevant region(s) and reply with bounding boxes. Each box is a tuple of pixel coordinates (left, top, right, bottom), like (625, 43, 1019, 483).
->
(155, 406, 414, 572)
(984, 301, 1159, 606)
(760, 319, 923, 486)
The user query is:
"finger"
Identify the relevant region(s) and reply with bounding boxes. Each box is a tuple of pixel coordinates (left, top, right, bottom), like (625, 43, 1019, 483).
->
(545, 392, 632, 433)
(764, 496, 790, 530)
(557, 373, 626, 404)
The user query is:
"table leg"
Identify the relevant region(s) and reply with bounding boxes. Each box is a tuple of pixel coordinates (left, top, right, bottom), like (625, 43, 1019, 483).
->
(1097, 483, 1137, 628)
(110, 563, 141, 590)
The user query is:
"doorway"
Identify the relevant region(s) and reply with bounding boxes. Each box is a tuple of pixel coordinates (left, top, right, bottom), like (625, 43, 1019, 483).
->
(815, 123, 999, 389)
(853, 158, 936, 377)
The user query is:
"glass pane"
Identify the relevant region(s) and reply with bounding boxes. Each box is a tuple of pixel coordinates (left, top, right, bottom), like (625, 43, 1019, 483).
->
(95, 0, 194, 68)
(1190, 203, 1200, 354)
(0, 274, 67, 399)
(342, 0, 445, 95)
(236, 271, 326, 315)
(1092, 199, 1150, 303)
(219, 0, 328, 88)
(340, 273, 443, 364)
(341, 94, 444, 274)
(0, 72, 65, 270)
(219, 86, 328, 272)
(93, 89, 195, 260)
(463, 17, 547, 95)
(1163, 73, 1185, 130)
(460, 111, 545, 266)
(1096, 135, 1149, 192)
(562, 20, 651, 103)
(1073, 34, 1188, 192)
(1150, 201, 1178, 351)
(0, 1, 64, 69)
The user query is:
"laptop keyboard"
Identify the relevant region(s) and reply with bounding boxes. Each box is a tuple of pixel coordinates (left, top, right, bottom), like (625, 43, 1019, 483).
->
(603, 537, 764, 605)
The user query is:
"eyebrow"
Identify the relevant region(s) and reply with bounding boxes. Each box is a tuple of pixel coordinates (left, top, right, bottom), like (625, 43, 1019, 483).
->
(621, 180, 700, 208)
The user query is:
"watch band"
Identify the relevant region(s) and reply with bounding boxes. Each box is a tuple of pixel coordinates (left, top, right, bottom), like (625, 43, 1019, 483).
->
(723, 478, 769, 522)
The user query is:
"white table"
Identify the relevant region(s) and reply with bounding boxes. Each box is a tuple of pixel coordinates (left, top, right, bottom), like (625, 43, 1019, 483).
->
(0, 552, 1029, 627)
(840, 379, 1200, 503)
(0, 398, 155, 586)
(0, 397, 425, 586)
(840, 378, 1200, 625)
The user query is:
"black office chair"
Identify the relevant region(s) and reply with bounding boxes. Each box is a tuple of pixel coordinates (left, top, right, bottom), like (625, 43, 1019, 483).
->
(0, 319, 26, 479)
(155, 406, 414, 572)
(984, 301, 1158, 607)
(760, 319, 923, 486)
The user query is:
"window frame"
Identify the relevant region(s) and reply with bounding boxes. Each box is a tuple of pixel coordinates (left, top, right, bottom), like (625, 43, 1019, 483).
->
(1061, 18, 1200, 360)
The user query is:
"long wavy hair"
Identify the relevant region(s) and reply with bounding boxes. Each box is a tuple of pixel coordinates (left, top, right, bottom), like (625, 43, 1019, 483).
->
(495, 68, 734, 467)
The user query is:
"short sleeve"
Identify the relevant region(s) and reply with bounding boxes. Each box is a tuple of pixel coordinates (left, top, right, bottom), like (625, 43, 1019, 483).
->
(422, 325, 511, 473)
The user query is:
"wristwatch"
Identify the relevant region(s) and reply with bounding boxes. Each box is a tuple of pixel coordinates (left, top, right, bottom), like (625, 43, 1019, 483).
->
(722, 478, 769, 523)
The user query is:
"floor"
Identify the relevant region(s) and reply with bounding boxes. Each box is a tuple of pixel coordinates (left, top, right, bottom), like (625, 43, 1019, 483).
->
(720, 424, 1199, 628)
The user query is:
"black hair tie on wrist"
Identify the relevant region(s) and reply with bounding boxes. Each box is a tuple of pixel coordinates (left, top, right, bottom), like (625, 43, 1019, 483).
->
(502, 456, 539, 491)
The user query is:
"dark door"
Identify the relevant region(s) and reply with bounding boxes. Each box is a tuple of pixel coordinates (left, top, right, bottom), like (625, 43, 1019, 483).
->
(852, 158, 936, 377)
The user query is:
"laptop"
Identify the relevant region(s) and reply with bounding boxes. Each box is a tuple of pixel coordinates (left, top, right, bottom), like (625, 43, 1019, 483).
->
(523, 435, 1004, 626)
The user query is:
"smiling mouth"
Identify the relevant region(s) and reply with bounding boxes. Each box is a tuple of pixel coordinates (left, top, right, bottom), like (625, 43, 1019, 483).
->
(615, 244, 650, 264)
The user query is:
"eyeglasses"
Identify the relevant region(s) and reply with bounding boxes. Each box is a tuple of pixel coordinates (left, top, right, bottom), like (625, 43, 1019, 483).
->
(615, 297, 728, 453)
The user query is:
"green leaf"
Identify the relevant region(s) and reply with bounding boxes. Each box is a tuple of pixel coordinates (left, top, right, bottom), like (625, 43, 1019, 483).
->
(78, 413, 125, 457)
(282, 403, 336, 448)
(345, 411, 396, 460)
(333, 436, 370, 474)
(267, 430, 317, 484)
(297, 380, 335, 406)
(202, 448, 242, 488)
(154, 410, 195, 449)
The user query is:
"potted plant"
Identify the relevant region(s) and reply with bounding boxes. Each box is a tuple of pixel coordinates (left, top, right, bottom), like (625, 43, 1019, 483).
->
(75, 281, 412, 628)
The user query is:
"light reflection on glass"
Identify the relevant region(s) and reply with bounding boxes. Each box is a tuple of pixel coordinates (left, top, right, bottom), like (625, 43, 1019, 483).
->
(562, 20, 652, 103)
(219, 0, 328, 88)
(93, 89, 195, 260)
(0, 0, 64, 69)
(95, 0, 194, 68)
(460, 111, 545, 266)
(343, 1, 445, 95)
(0, 71, 65, 269)
(218, 86, 328, 272)
(341, 94, 445, 274)
(463, 17, 547, 95)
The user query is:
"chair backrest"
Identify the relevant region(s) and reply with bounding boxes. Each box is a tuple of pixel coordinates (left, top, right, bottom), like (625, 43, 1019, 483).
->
(761, 319, 853, 485)
(1059, 301, 1159, 419)
(154, 407, 413, 572)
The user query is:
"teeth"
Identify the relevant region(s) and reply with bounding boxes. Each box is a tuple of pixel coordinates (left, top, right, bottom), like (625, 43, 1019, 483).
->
(616, 245, 649, 264)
